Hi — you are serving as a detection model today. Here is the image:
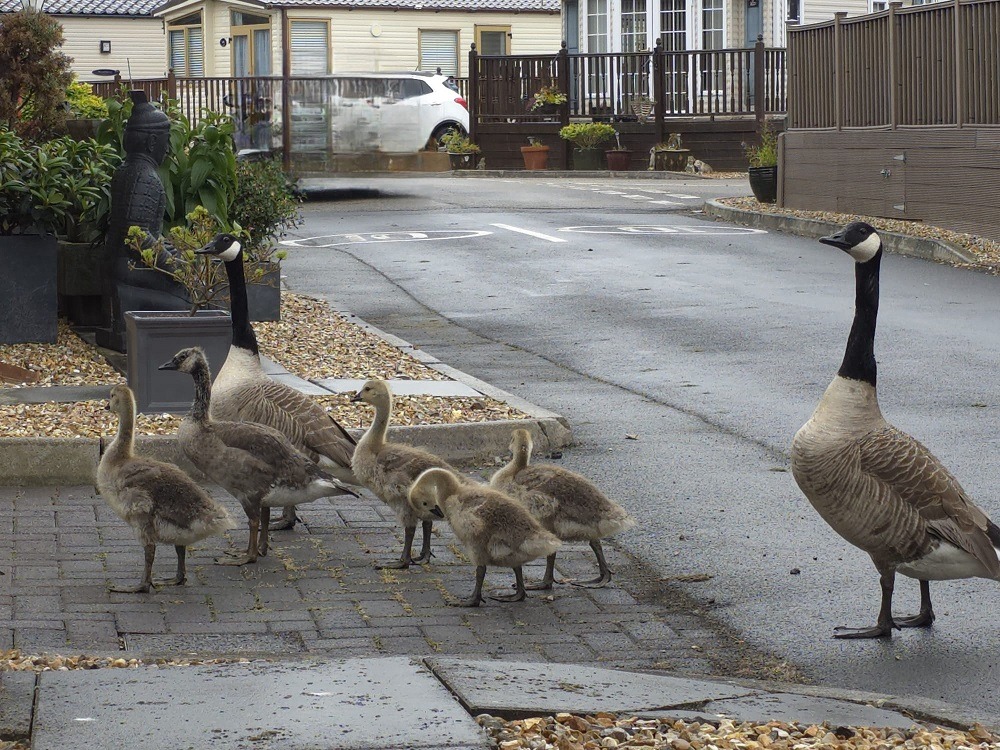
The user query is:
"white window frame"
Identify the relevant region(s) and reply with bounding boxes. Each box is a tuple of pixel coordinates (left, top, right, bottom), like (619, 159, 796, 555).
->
(869, 0, 889, 10)
(167, 11, 204, 77)
(289, 18, 331, 75)
(419, 29, 460, 76)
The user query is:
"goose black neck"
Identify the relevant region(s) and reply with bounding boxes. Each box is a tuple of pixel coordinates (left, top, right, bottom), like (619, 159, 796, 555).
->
(838, 250, 881, 386)
(189, 358, 213, 422)
(223, 256, 259, 355)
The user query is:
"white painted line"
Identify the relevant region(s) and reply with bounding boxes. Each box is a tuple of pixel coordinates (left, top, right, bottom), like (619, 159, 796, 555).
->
(649, 200, 683, 206)
(491, 223, 568, 243)
(596, 190, 627, 195)
(622, 195, 654, 200)
(664, 193, 699, 199)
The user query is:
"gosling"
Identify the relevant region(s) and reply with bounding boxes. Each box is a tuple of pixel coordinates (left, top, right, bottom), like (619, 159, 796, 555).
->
(490, 429, 635, 589)
(408, 467, 560, 607)
(97, 384, 236, 592)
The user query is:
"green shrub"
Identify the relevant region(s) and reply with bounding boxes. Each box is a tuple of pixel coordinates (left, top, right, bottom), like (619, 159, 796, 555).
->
(440, 128, 480, 154)
(66, 80, 109, 120)
(231, 157, 301, 262)
(558, 122, 616, 150)
(744, 121, 778, 168)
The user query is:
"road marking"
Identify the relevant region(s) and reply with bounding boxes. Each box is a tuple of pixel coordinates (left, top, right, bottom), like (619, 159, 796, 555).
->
(281, 230, 491, 248)
(490, 223, 568, 243)
(664, 193, 699, 199)
(621, 194, 654, 200)
(649, 200, 683, 206)
(559, 225, 767, 235)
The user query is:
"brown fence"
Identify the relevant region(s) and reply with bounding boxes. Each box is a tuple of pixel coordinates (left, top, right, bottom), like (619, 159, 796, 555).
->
(787, 0, 1000, 129)
(469, 39, 786, 126)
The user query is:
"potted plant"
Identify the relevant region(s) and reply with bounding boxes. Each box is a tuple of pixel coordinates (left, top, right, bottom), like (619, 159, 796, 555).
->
(64, 79, 109, 141)
(440, 128, 481, 170)
(528, 84, 567, 118)
(605, 131, 632, 171)
(520, 136, 550, 170)
(0, 128, 64, 344)
(744, 121, 779, 204)
(649, 133, 690, 171)
(559, 122, 616, 171)
(227, 155, 302, 321)
(123, 206, 248, 413)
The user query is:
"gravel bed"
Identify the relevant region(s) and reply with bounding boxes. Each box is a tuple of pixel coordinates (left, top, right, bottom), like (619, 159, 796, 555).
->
(477, 712, 1000, 750)
(0, 293, 527, 436)
(718, 197, 1000, 270)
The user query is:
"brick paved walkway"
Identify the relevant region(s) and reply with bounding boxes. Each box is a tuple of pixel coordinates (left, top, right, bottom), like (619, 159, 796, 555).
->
(1, 483, 726, 674)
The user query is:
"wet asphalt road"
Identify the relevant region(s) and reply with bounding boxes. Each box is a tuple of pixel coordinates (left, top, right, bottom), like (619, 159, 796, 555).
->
(280, 176, 1000, 716)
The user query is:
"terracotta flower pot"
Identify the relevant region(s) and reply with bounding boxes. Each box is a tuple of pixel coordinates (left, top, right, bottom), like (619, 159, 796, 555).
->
(520, 144, 550, 170)
(606, 149, 632, 171)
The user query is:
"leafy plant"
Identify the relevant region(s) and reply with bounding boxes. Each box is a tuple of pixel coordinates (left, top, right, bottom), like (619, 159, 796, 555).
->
(440, 128, 480, 154)
(528, 84, 567, 111)
(0, 128, 118, 239)
(0, 11, 73, 140)
(743, 121, 778, 168)
(558, 122, 616, 150)
(66, 80, 109, 120)
(231, 156, 301, 262)
(126, 206, 260, 315)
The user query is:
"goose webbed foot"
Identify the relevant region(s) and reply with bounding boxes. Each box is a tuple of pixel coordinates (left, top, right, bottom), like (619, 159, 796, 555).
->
(833, 622, 896, 639)
(111, 544, 155, 593)
(896, 580, 935, 628)
(153, 574, 185, 586)
(834, 569, 898, 639)
(375, 557, 411, 570)
(491, 567, 527, 602)
(450, 565, 486, 607)
(567, 540, 613, 588)
(270, 506, 298, 531)
(376, 525, 418, 569)
(409, 520, 434, 564)
(217, 523, 259, 566)
(524, 553, 556, 590)
(154, 546, 187, 586)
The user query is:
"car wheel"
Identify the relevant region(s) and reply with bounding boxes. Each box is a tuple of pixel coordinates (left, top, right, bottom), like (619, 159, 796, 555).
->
(432, 124, 465, 143)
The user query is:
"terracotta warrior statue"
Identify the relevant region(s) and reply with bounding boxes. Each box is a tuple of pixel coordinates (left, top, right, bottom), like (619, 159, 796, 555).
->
(97, 90, 188, 351)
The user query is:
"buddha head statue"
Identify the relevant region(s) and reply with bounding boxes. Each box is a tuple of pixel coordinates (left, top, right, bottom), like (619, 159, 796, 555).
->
(122, 90, 171, 166)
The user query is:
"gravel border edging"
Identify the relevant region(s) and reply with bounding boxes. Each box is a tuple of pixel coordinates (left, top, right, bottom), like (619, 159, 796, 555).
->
(702, 199, 981, 266)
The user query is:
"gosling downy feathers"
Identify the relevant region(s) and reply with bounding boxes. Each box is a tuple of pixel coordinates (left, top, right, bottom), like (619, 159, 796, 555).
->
(350, 378, 464, 569)
(791, 221, 1000, 639)
(490, 428, 635, 589)
(196, 233, 359, 531)
(408, 467, 561, 607)
(97, 384, 236, 592)
(160, 347, 358, 566)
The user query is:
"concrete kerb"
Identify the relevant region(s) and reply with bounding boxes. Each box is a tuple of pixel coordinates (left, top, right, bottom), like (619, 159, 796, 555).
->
(702, 199, 980, 266)
(0, 312, 572, 487)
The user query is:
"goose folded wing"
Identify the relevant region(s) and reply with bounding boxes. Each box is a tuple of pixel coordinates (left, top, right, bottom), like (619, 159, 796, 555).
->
(857, 426, 1000, 577)
(379, 446, 452, 492)
(212, 420, 312, 478)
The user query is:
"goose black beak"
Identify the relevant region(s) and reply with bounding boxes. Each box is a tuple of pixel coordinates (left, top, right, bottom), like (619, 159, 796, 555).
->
(819, 231, 852, 251)
(430, 506, 444, 519)
(157, 360, 179, 371)
(194, 243, 218, 255)
(349, 391, 363, 403)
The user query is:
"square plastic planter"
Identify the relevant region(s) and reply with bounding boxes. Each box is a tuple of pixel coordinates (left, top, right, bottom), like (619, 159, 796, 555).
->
(0, 234, 58, 344)
(125, 310, 232, 414)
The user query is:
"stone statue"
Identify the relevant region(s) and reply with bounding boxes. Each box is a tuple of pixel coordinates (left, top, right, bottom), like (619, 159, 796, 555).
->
(97, 90, 188, 352)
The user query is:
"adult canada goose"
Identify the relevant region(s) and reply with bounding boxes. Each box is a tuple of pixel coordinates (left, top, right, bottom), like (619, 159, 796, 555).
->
(97, 384, 236, 592)
(490, 428, 635, 589)
(195, 232, 359, 531)
(791, 221, 1000, 639)
(350, 379, 461, 568)
(159, 347, 357, 566)
(408, 467, 561, 607)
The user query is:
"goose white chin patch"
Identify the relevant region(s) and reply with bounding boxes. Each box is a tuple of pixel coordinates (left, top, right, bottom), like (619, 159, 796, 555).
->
(849, 232, 880, 262)
(219, 241, 242, 262)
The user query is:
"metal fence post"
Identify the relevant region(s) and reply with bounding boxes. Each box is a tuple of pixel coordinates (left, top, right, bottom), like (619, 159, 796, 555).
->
(558, 41, 570, 169)
(653, 38, 666, 143)
(953, 0, 965, 126)
(754, 34, 765, 123)
(469, 43, 479, 144)
(834, 11, 846, 130)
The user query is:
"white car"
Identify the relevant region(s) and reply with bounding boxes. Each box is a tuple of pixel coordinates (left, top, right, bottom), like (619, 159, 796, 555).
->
(292, 72, 469, 154)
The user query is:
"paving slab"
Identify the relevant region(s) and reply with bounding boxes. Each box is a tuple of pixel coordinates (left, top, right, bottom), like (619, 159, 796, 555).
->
(0, 385, 111, 405)
(424, 658, 754, 717)
(33, 657, 489, 750)
(315, 378, 484, 397)
(0, 671, 35, 739)
(269, 372, 332, 396)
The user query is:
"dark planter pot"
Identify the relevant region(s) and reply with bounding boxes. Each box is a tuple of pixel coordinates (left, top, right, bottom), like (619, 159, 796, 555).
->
(125, 310, 232, 414)
(749, 165, 778, 204)
(606, 149, 632, 171)
(214, 262, 281, 322)
(448, 152, 480, 170)
(0, 234, 58, 344)
(572, 147, 603, 171)
(531, 103, 561, 121)
(520, 145, 550, 170)
(57, 239, 104, 327)
(653, 148, 690, 171)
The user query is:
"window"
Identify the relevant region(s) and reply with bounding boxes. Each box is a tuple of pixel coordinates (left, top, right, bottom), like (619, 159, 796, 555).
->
(476, 25, 510, 55)
(701, 0, 724, 50)
(621, 0, 647, 51)
(659, 0, 687, 51)
(290, 20, 330, 75)
(419, 30, 459, 76)
(787, 0, 801, 22)
(231, 11, 272, 77)
(167, 11, 203, 77)
(869, 0, 889, 9)
(587, 0, 609, 53)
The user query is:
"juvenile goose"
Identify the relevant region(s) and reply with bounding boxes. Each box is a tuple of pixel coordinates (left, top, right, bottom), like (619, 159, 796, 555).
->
(490, 429, 635, 589)
(159, 347, 357, 566)
(97, 384, 236, 592)
(791, 221, 1000, 639)
(195, 232, 359, 531)
(408, 467, 561, 606)
(350, 379, 462, 568)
